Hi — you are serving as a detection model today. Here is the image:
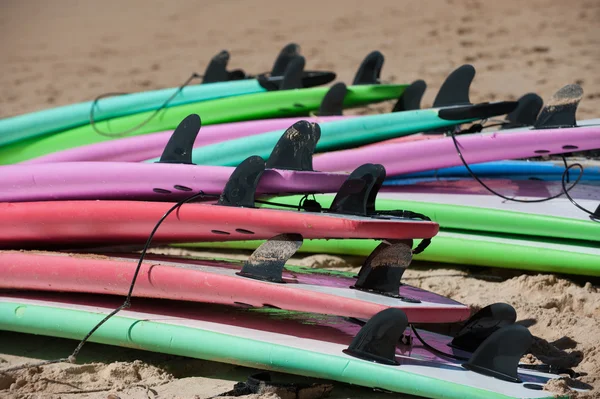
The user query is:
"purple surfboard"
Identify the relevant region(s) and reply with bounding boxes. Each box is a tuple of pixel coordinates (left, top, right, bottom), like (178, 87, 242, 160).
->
(0, 162, 348, 202)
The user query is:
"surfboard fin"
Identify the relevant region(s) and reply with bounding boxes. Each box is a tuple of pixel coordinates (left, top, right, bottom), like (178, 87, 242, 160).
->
(156, 114, 201, 164)
(329, 163, 386, 216)
(265, 121, 321, 171)
(433, 64, 475, 108)
(202, 50, 247, 84)
(258, 55, 306, 91)
(353, 51, 384, 85)
(237, 233, 303, 283)
(316, 82, 347, 116)
(533, 84, 583, 129)
(449, 303, 517, 352)
(270, 43, 302, 77)
(392, 80, 427, 112)
(438, 101, 519, 121)
(352, 240, 417, 301)
(217, 156, 265, 207)
(463, 324, 533, 383)
(500, 93, 544, 130)
(343, 308, 408, 365)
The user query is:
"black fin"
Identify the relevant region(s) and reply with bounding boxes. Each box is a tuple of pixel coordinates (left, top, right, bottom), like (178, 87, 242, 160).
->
(329, 163, 386, 216)
(202, 50, 247, 84)
(317, 82, 347, 116)
(449, 303, 517, 353)
(591, 204, 600, 221)
(438, 101, 519, 121)
(392, 80, 427, 112)
(257, 55, 305, 91)
(265, 121, 321, 171)
(533, 84, 583, 129)
(270, 43, 301, 77)
(157, 114, 201, 164)
(237, 233, 303, 283)
(343, 308, 408, 365)
(217, 156, 265, 207)
(500, 93, 544, 130)
(299, 70, 337, 88)
(432, 64, 475, 107)
(352, 51, 384, 85)
(353, 241, 414, 297)
(463, 324, 533, 383)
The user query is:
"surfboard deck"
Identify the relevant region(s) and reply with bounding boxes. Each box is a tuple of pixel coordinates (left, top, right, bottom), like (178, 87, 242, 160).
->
(0, 200, 439, 249)
(0, 162, 349, 202)
(0, 292, 573, 399)
(0, 84, 405, 165)
(0, 250, 469, 323)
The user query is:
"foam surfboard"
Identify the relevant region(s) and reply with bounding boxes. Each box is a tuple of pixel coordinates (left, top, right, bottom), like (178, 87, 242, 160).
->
(0, 44, 336, 147)
(0, 292, 581, 399)
(0, 244, 470, 323)
(0, 59, 406, 165)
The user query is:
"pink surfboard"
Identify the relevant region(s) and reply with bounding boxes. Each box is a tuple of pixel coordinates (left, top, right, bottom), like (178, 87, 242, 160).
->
(22, 116, 348, 164)
(312, 124, 600, 176)
(0, 250, 469, 323)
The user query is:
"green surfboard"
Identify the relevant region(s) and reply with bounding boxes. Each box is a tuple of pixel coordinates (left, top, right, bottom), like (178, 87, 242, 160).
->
(0, 84, 405, 165)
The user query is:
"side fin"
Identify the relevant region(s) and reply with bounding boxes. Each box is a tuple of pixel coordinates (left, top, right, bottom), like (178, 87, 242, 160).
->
(449, 303, 517, 352)
(217, 156, 265, 207)
(463, 324, 533, 383)
(432, 64, 475, 107)
(157, 114, 201, 164)
(257, 55, 305, 91)
(270, 43, 302, 77)
(265, 121, 321, 171)
(392, 80, 427, 112)
(533, 84, 583, 129)
(317, 82, 347, 116)
(329, 163, 386, 216)
(343, 308, 408, 365)
(500, 93, 544, 130)
(353, 51, 384, 85)
(202, 50, 247, 84)
(236, 233, 303, 283)
(438, 101, 519, 121)
(353, 241, 414, 298)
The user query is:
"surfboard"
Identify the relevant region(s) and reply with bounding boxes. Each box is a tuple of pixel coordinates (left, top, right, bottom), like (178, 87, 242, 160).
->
(387, 160, 600, 182)
(0, 292, 579, 399)
(0, 44, 335, 147)
(183, 229, 600, 277)
(22, 115, 348, 164)
(148, 100, 518, 166)
(255, 193, 599, 243)
(0, 80, 406, 165)
(0, 244, 470, 323)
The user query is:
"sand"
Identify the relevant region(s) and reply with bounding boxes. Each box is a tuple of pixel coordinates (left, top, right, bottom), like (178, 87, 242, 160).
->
(1, 0, 599, 398)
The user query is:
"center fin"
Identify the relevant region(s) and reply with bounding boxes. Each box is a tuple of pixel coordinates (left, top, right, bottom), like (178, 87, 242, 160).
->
(202, 50, 247, 83)
(217, 156, 266, 207)
(237, 233, 304, 283)
(329, 163, 386, 216)
(533, 84, 583, 129)
(265, 121, 321, 171)
(157, 114, 201, 164)
(392, 80, 427, 112)
(500, 93, 544, 130)
(352, 51, 384, 85)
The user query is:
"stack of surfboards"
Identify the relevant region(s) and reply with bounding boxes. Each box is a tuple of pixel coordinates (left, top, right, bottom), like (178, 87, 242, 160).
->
(0, 45, 593, 398)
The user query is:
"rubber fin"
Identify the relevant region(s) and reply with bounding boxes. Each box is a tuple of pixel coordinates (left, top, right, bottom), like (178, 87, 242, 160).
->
(449, 303, 517, 352)
(257, 55, 305, 91)
(533, 84, 583, 129)
(157, 114, 201, 164)
(591, 204, 600, 221)
(329, 163, 386, 216)
(432, 64, 475, 107)
(353, 241, 414, 298)
(299, 70, 337, 88)
(500, 93, 544, 130)
(343, 308, 408, 365)
(392, 80, 427, 112)
(438, 101, 519, 121)
(317, 82, 347, 116)
(202, 50, 247, 84)
(270, 43, 302, 77)
(265, 121, 321, 171)
(352, 51, 384, 85)
(237, 233, 303, 283)
(217, 156, 266, 207)
(463, 324, 533, 383)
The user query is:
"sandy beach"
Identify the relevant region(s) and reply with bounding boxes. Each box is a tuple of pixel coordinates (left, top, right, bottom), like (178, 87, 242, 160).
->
(1, 0, 599, 398)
